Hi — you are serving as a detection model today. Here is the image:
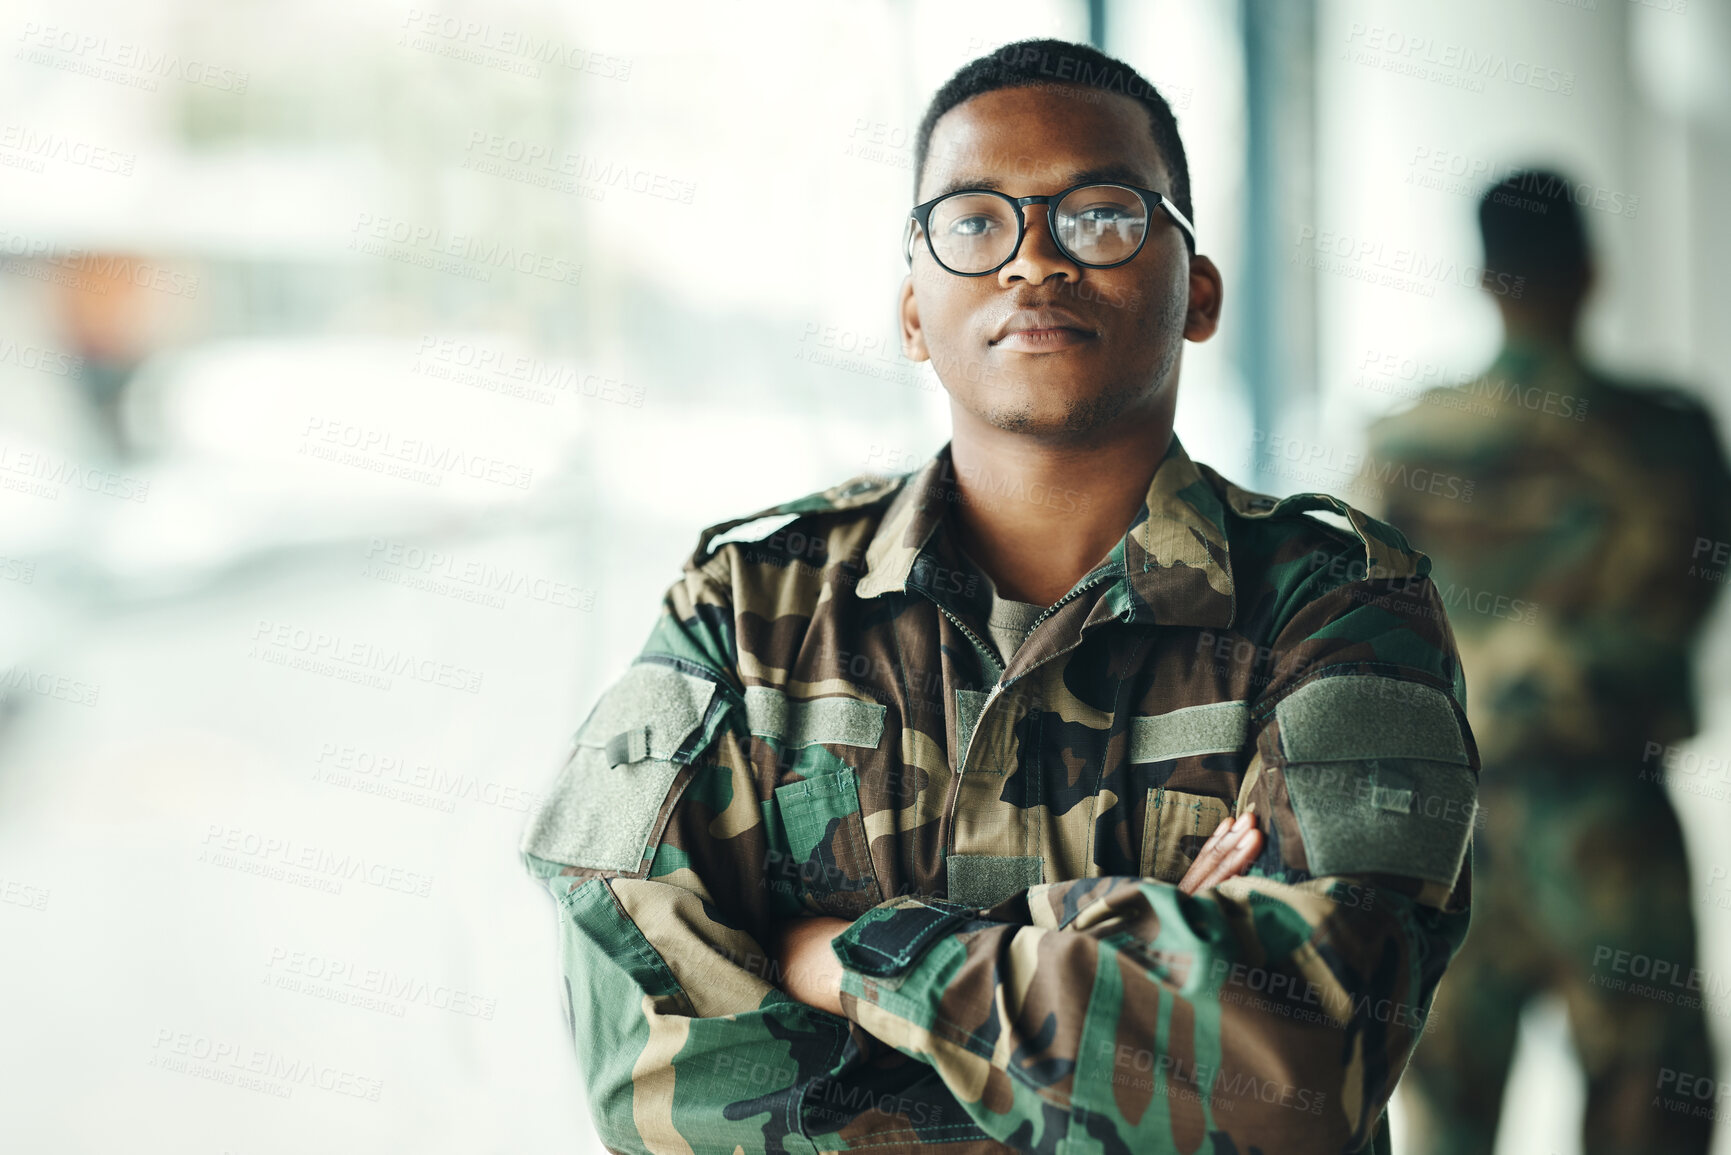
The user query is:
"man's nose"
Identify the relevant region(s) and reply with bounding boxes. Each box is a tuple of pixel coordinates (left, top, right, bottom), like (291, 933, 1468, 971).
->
(999, 203, 1080, 285)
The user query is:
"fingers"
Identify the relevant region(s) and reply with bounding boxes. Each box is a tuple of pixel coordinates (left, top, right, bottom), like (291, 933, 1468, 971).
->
(1197, 826, 1262, 892)
(1176, 816, 1233, 894)
(1174, 816, 1230, 895)
(1176, 805, 1260, 896)
(1198, 816, 1232, 858)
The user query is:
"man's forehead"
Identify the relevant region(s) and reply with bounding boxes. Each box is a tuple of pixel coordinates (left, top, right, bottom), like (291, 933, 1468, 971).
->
(919, 85, 1167, 200)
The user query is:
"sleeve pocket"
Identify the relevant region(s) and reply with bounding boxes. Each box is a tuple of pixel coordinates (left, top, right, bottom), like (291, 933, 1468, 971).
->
(1271, 671, 1477, 887)
(521, 660, 722, 876)
(1283, 759, 1477, 886)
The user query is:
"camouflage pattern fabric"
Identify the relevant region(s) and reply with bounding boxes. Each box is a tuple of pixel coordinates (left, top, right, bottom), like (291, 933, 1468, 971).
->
(1401, 767, 1714, 1155)
(522, 434, 1482, 1154)
(1367, 339, 1731, 767)
(1367, 340, 1731, 1155)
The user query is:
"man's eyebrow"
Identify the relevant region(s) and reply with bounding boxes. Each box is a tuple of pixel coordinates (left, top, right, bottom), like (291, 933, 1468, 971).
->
(1066, 164, 1157, 188)
(923, 164, 1160, 202)
(926, 175, 1005, 200)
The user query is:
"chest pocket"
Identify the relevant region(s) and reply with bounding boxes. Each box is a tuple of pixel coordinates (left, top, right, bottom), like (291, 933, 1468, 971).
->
(750, 686, 888, 919)
(1129, 701, 1250, 884)
(1139, 788, 1233, 882)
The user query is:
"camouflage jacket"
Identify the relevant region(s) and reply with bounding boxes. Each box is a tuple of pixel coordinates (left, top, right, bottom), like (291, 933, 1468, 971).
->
(1366, 340, 1731, 767)
(521, 435, 1480, 1154)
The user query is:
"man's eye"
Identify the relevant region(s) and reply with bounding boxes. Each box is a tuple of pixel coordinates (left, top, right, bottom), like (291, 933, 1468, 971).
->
(948, 216, 999, 237)
(1074, 206, 1136, 225)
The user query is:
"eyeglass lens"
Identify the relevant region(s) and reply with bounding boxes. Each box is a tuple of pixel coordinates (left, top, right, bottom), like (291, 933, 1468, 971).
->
(926, 184, 1149, 273)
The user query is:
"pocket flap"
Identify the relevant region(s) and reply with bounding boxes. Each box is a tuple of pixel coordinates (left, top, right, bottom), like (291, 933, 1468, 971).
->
(574, 661, 719, 763)
(1274, 675, 1468, 765)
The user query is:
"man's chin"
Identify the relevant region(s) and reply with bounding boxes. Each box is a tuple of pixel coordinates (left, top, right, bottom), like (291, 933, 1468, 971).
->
(978, 390, 1123, 438)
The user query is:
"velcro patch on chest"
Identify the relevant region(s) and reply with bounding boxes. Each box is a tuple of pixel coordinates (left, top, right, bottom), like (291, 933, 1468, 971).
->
(520, 661, 720, 873)
(946, 853, 1044, 909)
(1274, 674, 1476, 887)
(1129, 700, 1250, 763)
(744, 685, 885, 750)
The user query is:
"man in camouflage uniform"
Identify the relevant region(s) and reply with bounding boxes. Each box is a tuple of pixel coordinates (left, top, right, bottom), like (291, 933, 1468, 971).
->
(1369, 170, 1731, 1155)
(523, 39, 1480, 1154)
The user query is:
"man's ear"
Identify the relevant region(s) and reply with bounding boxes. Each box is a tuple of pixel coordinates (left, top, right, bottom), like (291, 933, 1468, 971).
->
(899, 276, 930, 362)
(1183, 255, 1223, 343)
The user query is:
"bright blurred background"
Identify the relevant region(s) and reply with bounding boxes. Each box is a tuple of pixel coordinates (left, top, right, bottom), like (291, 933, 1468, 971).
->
(0, 0, 1727, 1151)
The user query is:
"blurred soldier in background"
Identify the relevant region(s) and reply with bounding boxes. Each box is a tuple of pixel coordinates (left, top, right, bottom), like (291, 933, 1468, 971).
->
(1370, 169, 1731, 1155)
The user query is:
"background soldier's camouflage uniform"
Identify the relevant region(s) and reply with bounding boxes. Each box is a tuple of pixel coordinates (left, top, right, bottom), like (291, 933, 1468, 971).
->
(522, 435, 1482, 1154)
(1369, 337, 1731, 1155)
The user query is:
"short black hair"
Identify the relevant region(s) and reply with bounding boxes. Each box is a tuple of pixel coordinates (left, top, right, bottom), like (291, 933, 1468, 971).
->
(1478, 168, 1591, 289)
(913, 39, 1193, 242)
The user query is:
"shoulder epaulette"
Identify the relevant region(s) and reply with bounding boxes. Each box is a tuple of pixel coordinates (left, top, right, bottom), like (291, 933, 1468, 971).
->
(691, 472, 905, 566)
(1199, 464, 1430, 581)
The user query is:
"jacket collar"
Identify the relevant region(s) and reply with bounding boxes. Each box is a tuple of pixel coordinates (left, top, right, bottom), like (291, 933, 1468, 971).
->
(854, 435, 1236, 629)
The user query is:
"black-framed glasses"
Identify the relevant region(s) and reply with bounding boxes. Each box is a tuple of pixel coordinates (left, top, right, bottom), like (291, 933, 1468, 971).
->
(905, 181, 1196, 276)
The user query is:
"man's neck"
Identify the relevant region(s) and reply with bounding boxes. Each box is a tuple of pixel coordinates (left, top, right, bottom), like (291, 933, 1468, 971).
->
(945, 409, 1174, 606)
(1496, 299, 1580, 357)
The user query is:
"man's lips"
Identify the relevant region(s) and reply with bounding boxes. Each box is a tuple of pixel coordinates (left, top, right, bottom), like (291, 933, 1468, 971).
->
(989, 306, 1097, 350)
(994, 327, 1094, 352)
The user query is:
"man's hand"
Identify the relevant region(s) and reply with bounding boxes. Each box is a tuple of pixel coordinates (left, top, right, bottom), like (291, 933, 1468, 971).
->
(770, 916, 851, 1015)
(1176, 805, 1263, 895)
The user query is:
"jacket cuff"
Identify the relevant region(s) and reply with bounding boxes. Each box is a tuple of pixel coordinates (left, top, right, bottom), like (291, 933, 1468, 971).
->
(829, 895, 989, 980)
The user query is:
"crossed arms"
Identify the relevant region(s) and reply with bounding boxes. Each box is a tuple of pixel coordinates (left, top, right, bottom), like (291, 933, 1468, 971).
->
(523, 564, 1477, 1154)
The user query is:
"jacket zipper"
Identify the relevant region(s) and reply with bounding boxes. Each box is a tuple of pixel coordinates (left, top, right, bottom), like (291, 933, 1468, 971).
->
(916, 568, 1120, 866)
